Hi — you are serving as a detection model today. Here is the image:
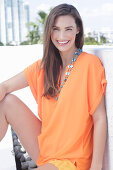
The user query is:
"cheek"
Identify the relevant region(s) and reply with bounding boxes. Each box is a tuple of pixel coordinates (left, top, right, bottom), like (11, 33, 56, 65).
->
(51, 33, 58, 46)
(51, 32, 57, 40)
(51, 33, 54, 44)
(66, 31, 76, 39)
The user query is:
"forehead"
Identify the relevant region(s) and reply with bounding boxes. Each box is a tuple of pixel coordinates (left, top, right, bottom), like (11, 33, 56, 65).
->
(53, 15, 76, 27)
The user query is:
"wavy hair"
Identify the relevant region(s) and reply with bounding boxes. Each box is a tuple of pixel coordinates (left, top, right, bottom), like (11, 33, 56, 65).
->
(39, 3, 84, 99)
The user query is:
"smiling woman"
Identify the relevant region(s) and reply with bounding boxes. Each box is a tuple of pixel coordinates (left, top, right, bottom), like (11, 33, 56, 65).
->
(41, 3, 84, 99)
(51, 15, 79, 58)
(0, 3, 107, 170)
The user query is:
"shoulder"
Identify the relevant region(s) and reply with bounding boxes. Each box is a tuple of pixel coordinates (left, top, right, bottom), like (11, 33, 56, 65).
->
(31, 59, 42, 70)
(37, 59, 42, 65)
(82, 51, 103, 68)
(26, 59, 42, 74)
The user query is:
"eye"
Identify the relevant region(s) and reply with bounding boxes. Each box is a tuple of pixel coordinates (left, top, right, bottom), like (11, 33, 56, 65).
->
(53, 28, 59, 31)
(66, 28, 72, 31)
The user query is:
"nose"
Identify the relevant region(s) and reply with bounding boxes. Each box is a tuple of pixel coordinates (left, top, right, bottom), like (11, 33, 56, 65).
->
(58, 30, 65, 40)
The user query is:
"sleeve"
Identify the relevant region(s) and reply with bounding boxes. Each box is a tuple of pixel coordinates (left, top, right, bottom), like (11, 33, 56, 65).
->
(24, 60, 40, 103)
(87, 55, 107, 116)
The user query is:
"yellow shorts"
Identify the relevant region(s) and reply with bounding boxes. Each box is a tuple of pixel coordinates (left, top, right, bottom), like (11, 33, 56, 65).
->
(48, 159, 77, 170)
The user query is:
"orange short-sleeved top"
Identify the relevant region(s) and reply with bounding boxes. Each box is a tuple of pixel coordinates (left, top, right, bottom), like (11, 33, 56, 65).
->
(24, 52, 107, 170)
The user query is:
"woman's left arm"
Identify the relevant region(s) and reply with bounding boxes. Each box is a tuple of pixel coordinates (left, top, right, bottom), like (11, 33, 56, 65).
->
(90, 94, 107, 170)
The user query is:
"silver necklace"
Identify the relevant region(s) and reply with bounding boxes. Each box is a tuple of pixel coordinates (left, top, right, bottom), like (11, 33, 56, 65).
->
(55, 48, 82, 100)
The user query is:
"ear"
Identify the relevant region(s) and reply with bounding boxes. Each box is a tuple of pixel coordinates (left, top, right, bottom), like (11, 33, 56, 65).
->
(76, 27, 80, 34)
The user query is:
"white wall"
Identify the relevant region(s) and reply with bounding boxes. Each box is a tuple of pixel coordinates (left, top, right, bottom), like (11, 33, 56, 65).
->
(83, 45, 113, 170)
(0, 44, 43, 118)
(0, 44, 112, 170)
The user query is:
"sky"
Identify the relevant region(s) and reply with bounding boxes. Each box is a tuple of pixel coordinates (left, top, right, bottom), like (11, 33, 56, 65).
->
(25, 0, 113, 34)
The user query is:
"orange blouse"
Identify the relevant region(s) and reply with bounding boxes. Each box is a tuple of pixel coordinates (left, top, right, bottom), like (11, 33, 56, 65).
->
(24, 52, 107, 170)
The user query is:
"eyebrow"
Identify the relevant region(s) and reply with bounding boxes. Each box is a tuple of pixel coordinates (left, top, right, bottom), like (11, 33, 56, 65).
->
(52, 26, 74, 29)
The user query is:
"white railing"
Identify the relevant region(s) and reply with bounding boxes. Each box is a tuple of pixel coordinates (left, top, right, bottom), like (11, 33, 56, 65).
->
(0, 44, 112, 170)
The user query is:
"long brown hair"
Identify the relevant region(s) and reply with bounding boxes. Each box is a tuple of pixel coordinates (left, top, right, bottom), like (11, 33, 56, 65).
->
(40, 3, 84, 99)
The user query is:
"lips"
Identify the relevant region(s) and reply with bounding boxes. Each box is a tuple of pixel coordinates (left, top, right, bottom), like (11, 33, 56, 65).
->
(57, 40, 70, 46)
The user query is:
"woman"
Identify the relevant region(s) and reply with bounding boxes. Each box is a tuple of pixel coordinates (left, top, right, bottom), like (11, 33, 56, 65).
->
(0, 3, 107, 170)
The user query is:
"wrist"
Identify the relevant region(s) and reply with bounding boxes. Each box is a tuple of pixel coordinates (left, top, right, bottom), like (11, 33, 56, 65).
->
(90, 163, 102, 170)
(1, 82, 8, 95)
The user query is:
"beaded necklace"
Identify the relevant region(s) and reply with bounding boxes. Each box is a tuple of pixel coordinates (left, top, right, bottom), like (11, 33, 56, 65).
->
(55, 48, 82, 101)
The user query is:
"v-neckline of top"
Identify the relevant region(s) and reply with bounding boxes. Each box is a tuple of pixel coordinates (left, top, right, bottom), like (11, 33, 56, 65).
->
(58, 51, 83, 87)
(58, 64, 72, 88)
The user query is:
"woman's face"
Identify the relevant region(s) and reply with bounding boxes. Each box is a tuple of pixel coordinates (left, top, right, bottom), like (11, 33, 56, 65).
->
(51, 15, 79, 53)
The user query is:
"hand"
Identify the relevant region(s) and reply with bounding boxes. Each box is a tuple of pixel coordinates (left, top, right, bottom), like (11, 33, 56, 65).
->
(0, 83, 7, 101)
(90, 169, 102, 170)
(90, 163, 102, 170)
(90, 165, 102, 170)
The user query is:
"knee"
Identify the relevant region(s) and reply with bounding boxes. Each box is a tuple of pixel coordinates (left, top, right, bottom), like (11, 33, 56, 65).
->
(2, 94, 17, 108)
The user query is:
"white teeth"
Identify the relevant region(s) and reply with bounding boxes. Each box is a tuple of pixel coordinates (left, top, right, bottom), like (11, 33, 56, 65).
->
(58, 41, 69, 44)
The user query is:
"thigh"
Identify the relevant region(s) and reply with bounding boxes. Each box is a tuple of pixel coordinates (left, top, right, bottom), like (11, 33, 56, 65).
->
(2, 94, 42, 164)
(37, 163, 59, 170)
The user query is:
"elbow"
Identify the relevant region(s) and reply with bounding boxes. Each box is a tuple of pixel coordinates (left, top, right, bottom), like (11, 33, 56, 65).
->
(93, 114, 108, 128)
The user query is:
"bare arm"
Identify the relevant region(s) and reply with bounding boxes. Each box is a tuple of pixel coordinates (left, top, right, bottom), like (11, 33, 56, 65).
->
(0, 71, 28, 100)
(90, 94, 107, 170)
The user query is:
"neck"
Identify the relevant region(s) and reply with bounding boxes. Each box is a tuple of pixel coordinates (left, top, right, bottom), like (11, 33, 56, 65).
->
(60, 47, 77, 69)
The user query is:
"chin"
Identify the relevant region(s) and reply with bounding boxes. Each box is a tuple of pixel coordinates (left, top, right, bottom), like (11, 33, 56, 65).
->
(55, 43, 75, 52)
(57, 47, 73, 53)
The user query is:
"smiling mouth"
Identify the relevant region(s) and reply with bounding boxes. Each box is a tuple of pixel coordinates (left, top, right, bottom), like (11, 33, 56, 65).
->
(57, 40, 70, 46)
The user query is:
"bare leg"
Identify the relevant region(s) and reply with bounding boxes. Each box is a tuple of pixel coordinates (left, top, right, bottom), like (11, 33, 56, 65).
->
(0, 93, 59, 169)
(34, 163, 58, 170)
(0, 93, 42, 164)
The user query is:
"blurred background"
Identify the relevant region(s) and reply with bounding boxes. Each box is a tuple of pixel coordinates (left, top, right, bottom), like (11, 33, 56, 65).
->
(0, 0, 113, 46)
